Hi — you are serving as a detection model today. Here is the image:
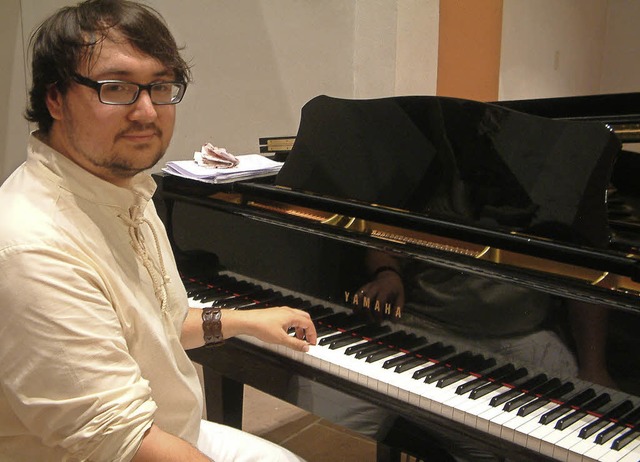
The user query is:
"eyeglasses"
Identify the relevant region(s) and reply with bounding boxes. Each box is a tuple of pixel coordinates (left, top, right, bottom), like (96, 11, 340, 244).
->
(71, 73, 187, 105)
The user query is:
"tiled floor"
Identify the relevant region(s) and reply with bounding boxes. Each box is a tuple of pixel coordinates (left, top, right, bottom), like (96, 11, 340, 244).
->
(241, 385, 377, 461)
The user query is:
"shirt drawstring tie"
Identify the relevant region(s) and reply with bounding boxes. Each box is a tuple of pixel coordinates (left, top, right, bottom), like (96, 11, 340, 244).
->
(118, 205, 170, 314)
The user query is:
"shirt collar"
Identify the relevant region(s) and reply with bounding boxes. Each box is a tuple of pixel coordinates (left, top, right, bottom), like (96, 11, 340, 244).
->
(27, 131, 157, 209)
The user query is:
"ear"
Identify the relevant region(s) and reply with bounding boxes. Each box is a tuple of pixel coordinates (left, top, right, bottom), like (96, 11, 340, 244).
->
(45, 84, 64, 121)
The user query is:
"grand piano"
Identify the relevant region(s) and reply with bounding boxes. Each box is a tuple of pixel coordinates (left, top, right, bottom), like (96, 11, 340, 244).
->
(154, 93, 640, 461)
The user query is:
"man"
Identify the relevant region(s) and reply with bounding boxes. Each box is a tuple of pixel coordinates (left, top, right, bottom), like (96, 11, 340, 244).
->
(0, 1, 316, 460)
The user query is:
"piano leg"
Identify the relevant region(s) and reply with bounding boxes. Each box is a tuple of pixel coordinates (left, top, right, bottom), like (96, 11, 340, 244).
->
(202, 364, 245, 429)
(222, 376, 244, 429)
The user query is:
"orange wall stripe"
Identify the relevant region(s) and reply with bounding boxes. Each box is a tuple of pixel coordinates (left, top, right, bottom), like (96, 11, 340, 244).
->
(437, 0, 503, 101)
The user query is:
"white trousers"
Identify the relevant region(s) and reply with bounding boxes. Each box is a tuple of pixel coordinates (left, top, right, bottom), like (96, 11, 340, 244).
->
(196, 419, 305, 462)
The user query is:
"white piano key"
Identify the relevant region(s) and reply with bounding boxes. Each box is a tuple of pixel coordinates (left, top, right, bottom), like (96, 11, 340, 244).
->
(549, 413, 603, 460)
(501, 401, 559, 444)
(463, 386, 514, 430)
(552, 392, 631, 461)
(589, 437, 640, 462)
(512, 401, 562, 448)
(434, 374, 481, 419)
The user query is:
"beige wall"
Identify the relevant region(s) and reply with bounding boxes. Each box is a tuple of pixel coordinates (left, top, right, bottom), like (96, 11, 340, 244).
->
(0, 0, 439, 183)
(499, 0, 640, 100)
(1, 0, 639, 183)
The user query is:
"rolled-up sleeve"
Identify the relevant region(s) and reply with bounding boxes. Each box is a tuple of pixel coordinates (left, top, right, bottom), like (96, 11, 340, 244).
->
(0, 244, 157, 461)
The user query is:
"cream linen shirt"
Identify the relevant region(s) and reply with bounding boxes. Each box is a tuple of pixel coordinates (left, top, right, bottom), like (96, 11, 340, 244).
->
(0, 134, 203, 461)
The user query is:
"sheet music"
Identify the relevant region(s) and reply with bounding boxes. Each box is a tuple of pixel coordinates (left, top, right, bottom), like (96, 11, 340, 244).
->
(163, 154, 283, 184)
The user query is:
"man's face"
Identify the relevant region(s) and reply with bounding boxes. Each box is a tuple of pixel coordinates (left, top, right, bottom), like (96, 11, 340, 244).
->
(46, 35, 177, 186)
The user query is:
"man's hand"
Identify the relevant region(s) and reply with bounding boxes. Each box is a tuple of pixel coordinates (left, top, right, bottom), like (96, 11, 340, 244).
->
(229, 307, 318, 352)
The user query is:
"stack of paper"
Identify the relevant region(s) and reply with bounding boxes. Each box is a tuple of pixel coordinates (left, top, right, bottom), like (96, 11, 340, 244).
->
(163, 154, 283, 184)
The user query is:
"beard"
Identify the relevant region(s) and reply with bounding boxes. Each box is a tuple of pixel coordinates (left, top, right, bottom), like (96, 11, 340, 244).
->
(75, 123, 169, 181)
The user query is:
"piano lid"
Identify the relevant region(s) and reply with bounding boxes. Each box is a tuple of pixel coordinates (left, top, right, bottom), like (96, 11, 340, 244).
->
(275, 94, 622, 249)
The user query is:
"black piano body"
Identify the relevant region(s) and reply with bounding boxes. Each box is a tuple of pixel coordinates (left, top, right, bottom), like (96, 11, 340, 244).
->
(154, 93, 640, 461)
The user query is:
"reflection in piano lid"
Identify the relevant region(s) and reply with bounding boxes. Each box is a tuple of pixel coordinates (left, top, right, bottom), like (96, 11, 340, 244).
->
(155, 92, 640, 461)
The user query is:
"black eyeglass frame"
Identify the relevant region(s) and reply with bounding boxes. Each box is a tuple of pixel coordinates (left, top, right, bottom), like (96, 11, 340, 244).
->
(70, 73, 187, 105)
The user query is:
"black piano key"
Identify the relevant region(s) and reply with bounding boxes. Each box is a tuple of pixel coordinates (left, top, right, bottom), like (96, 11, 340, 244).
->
(190, 286, 223, 300)
(412, 351, 472, 381)
(360, 333, 426, 362)
(355, 342, 391, 360)
(205, 283, 260, 303)
(384, 342, 453, 370)
(319, 329, 358, 346)
(611, 427, 640, 451)
(217, 289, 281, 308)
(329, 325, 392, 350)
(578, 400, 634, 439)
(455, 363, 516, 395)
(469, 367, 528, 400)
(316, 312, 351, 334)
(555, 393, 611, 430)
(517, 381, 575, 417)
(365, 333, 424, 361)
(422, 353, 476, 383)
(329, 326, 390, 350)
(281, 295, 304, 306)
(185, 275, 232, 297)
(198, 279, 250, 302)
(393, 334, 430, 351)
(365, 345, 404, 363)
(320, 323, 388, 347)
(489, 373, 547, 407)
(436, 356, 496, 389)
(183, 281, 206, 294)
(502, 377, 562, 412)
(345, 331, 405, 357)
(306, 305, 334, 320)
(539, 388, 597, 425)
(595, 405, 640, 445)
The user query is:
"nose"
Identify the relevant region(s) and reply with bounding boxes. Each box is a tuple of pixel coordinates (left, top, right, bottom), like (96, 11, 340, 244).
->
(127, 89, 158, 123)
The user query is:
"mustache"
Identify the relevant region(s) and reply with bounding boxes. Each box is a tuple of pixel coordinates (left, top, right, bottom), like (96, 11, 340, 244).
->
(116, 124, 162, 139)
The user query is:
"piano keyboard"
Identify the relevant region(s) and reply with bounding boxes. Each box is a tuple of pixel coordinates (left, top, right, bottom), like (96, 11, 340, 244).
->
(184, 273, 640, 462)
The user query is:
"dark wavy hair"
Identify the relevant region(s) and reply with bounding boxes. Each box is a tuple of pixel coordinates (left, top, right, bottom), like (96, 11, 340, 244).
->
(25, 0, 192, 133)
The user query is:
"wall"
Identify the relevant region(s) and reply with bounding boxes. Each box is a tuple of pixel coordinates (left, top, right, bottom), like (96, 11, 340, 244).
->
(0, 0, 29, 184)
(2, 0, 640, 184)
(0, 0, 439, 183)
(498, 0, 634, 100)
